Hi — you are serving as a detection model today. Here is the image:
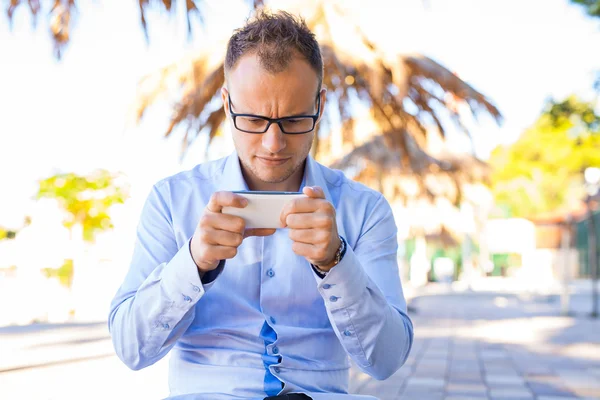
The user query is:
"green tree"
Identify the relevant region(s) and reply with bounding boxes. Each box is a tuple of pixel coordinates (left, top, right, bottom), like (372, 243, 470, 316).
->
(36, 169, 129, 287)
(571, 0, 600, 18)
(0, 227, 17, 241)
(36, 169, 129, 242)
(490, 96, 600, 218)
(0, 217, 31, 241)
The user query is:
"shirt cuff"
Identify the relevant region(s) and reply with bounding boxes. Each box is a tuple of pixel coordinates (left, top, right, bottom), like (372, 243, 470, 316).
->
(311, 264, 327, 279)
(160, 239, 221, 309)
(314, 244, 369, 311)
(201, 259, 225, 284)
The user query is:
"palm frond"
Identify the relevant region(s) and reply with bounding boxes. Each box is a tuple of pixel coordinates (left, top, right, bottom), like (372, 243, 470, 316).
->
(7, 0, 260, 57)
(131, 2, 502, 204)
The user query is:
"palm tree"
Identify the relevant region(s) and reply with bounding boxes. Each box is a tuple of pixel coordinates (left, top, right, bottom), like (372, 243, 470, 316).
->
(6, 0, 258, 58)
(132, 2, 502, 167)
(8, 1, 501, 169)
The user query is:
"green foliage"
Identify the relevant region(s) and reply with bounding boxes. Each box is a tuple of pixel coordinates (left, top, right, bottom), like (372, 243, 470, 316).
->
(571, 0, 600, 17)
(36, 170, 129, 242)
(490, 96, 600, 218)
(0, 228, 17, 240)
(42, 259, 74, 288)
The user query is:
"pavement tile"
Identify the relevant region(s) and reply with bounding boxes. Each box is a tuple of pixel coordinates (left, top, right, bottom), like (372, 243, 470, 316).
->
(489, 398, 534, 400)
(484, 368, 520, 376)
(488, 388, 534, 399)
(527, 381, 575, 397)
(568, 387, 600, 398)
(535, 397, 581, 400)
(420, 361, 449, 368)
(446, 383, 488, 392)
(444, 397, 489, 400)
(485, 375, 526, 385)
(487, 384, 530, 392)
(453, 362, 480, 369)
(587, 368, 600, 376)
(451, 367, 481, 373)
(450, 373, 483, 379)
(400, 392, 445, 400)
(520, 367, 555, 375)
(481, 351, 510, 359)
(557, 374, 600, 389)
(448, 379, 487, 386)
(414, 370, 447, 378)
(405, 377, 446, 388)
(446, 390, 489, 397)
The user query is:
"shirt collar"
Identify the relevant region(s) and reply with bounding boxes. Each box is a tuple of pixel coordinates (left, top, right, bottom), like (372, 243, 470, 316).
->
(302, 153, 333, 203)
(217, 151, 250, 192)
(218, 151, 332, 203)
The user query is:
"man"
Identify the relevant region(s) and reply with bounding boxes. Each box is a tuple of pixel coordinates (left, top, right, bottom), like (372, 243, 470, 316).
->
(109, 10, 413, 400)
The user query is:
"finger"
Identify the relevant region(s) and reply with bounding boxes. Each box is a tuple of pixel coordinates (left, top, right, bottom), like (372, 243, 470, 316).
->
(206, 191, 248, 213)
(244, 228, 276, 238)
(195, 244, 238, 265)
(280, 197, 321, 227)
(289, 228, 329, 244)
(291, 241, 330, 265)
(290, 241, 323, 261)
(201, 227, 243, 247)
(202, 212, 246, 234)
(285, 213, 332, 230)
(208, 245, 239, 261)
(302, 186, 325, 199)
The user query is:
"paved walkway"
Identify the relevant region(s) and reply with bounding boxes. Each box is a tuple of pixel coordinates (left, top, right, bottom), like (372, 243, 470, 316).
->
(350, 288, 600, 399)
(1, 284, 599, 399)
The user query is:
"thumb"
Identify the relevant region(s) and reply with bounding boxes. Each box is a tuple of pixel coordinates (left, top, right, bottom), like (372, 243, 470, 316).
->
(303, 186, 324, 199)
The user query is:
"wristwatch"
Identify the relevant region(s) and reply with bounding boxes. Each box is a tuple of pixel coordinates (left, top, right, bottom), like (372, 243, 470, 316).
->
(313, 236, 346, 276)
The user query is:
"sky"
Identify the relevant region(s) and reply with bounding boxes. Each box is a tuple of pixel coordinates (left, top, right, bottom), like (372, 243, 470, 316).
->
(0, 0, 599, 231)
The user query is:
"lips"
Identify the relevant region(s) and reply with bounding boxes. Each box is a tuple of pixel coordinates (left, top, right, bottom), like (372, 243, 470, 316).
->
(256, 156, 290, 166)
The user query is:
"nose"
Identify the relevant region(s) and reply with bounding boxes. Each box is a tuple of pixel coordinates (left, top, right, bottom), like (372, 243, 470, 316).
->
(261, 122, 287, 154)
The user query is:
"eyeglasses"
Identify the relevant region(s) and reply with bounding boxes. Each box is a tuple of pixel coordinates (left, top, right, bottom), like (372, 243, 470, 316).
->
(227, 94, 320, 134)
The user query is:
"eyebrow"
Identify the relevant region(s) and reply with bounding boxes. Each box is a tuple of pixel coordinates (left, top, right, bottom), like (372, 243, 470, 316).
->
(229, 95, 318, 117)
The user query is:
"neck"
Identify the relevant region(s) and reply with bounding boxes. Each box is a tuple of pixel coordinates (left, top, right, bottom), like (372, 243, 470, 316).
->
(242, 160, 306, 192)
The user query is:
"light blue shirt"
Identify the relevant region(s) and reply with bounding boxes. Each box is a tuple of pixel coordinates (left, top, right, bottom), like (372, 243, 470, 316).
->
(108, 152, 413, 400)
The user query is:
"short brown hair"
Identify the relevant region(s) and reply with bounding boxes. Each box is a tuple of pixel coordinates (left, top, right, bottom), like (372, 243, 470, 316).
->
(225, 10, 323, 89)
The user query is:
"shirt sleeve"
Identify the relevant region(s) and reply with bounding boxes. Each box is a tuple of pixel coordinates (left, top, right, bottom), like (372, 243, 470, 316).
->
(108, 183, 223, 371)
(313, 194, 414, 380)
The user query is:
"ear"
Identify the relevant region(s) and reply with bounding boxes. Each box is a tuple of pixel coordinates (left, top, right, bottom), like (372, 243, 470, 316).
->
(316, 87, 327, 125)
(221, 87, 229, 117)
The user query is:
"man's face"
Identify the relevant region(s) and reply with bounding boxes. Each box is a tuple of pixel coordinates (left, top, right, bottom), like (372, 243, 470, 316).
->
(222, 52, 325, 191)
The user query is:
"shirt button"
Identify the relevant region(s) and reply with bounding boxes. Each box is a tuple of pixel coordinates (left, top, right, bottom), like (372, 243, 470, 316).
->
(270, 316, 276, 324)
(192, 285, 201, 293)
(322, 284, 332, 289)
(329, 296, 339, 302)
(273, 367, 281, 374)
(272, 346, 279, 354)
(266, 269, 275, 278)
(343, 330, 352, 336)
(162, 323, 170, 330)
(183, 295, 192, 302)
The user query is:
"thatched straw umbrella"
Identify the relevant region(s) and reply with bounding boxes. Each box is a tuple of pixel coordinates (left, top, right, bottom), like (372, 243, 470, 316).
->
(9, 0, 501, 181)
(329, 131, 490, 204)
(129, 4, 502, 163)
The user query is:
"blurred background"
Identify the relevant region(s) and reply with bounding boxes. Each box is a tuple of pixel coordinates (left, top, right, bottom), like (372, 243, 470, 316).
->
(1, 0, 599, 399)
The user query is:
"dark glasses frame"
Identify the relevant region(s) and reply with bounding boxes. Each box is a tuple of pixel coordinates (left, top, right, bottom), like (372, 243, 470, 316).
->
(227, 93, 321, 134)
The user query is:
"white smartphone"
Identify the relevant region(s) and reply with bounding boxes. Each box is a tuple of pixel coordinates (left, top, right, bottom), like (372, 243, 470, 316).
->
(222, 191, 306, 229)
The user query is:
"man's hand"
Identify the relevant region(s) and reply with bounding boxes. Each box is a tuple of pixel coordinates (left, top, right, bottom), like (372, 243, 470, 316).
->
(191, 191, 276, 273)
(280, 186, 341, 271)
